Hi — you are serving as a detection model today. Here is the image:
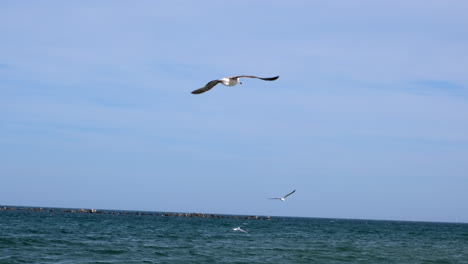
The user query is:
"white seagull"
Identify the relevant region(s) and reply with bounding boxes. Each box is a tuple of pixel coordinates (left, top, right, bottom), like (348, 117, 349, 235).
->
(268, 190, 296, 201)
(191, 75, 279, 94)
(233, 227, 248, 233)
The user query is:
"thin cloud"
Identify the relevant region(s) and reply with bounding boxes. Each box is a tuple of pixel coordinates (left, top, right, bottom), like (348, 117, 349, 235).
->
(412, 80, 466, 91)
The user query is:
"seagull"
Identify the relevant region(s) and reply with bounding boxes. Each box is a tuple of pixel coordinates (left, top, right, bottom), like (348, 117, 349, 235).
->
(191, 75, 279, 94)
(268, 190, 296, 201)
(233, 227, 248, 233)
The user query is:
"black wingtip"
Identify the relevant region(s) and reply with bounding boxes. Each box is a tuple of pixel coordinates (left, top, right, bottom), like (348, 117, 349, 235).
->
(263, 76, 279, 81)
(191, 88, 205, 94)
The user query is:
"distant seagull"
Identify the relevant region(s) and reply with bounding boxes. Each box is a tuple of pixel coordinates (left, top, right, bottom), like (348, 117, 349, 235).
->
(233, 227, 248, 233)
(191, 75, 279, 94)
(269, 190, 296, 201)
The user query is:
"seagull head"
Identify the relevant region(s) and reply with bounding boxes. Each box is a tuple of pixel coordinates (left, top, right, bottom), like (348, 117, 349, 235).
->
(237, 78, 242, 85)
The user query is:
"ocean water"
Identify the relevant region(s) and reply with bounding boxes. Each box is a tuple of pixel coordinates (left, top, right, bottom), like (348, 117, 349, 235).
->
(1, 208, 468, 264)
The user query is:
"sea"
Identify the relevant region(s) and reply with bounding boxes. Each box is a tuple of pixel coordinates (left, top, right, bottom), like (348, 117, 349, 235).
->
(1, 207, 467, 264)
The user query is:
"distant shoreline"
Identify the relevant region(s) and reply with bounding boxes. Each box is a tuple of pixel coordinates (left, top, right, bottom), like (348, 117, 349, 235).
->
(0, 205, 272, 220)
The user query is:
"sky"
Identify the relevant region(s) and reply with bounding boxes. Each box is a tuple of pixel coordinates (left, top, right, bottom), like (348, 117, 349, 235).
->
(1, 1, 468, 223)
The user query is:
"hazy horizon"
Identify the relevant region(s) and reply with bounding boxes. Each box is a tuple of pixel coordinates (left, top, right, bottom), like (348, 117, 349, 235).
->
(3, 204, 468, 224)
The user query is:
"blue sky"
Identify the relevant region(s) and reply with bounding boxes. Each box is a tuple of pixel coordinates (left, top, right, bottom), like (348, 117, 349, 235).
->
(1, 1, 467, 223)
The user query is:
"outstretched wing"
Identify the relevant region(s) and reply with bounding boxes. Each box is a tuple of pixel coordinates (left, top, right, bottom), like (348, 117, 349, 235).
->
(235, 75, 279, 81)
(268, 197, 281, 200)
(191, 80, 221, 94)
(283, 189, 296, 198)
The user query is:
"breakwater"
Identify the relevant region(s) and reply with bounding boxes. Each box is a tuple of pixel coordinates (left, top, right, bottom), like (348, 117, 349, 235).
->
(0, 206, 271, 220)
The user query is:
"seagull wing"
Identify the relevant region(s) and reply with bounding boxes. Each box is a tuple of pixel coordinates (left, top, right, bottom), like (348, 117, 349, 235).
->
(234, 227, 247, 233)
(268, 197, 281, 200)
(235, 75, 280, 81)
(283, 190, 296, 198)
(191, 80, 221, 94)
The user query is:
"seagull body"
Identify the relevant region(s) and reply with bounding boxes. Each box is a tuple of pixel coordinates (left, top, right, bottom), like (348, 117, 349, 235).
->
(269, 190, 296, 201)
(233, 227, 248, 233)
(191, 75, 279, 94)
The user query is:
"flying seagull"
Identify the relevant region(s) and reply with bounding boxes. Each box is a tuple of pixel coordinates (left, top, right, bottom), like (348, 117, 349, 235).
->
(233, 227, 248, 233)
(191, 75, 279, 94)
(268, 190, 296, 201)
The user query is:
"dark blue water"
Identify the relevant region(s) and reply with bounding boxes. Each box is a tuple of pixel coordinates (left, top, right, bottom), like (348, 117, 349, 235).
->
(1, 208, 468, 263)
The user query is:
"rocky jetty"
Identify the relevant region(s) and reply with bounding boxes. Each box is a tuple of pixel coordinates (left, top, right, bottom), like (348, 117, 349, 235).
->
(0, 206, 272, 220)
